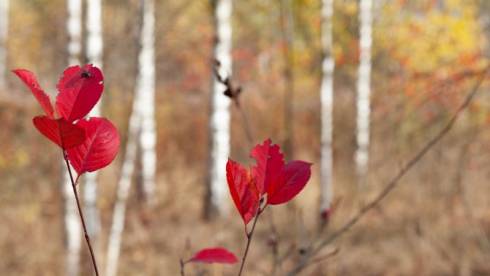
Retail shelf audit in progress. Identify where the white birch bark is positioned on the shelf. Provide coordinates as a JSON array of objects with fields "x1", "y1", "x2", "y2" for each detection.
[
  {"x1": 137, "y1": 0, "x2": 156, "y2": 205},
  {"x1": 105, "y1": 65, "x2": 142, "y2": 276},
  {"x1": 320, "y1": 0, "x2": 334, "y2": 212},
  {"x1": 105, "y1": 1, "x2": 152, "y2": 275},
  {"x1": 83, "y1": 0, "x2": 103, "y2": 241},
  {"x1": 65, "y1": 1, "x2": 82, "y2": 275},
  {"x1": 207, "y1": 0, "x2": 233, "y2": 215},
  {"x1": 0, "y1": 0, "x2": 8, "y2": 89},
  {"x1": 105, "y1": 93, "x2": 141, "y2": 276},
  {"x1": 355, "y1": 0, "x2": 372, "y2": 184}
]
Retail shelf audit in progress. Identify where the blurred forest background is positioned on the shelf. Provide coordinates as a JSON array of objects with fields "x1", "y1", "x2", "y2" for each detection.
[{"x1": 1, "y1": 0, "x2": 490, "y2": 275}]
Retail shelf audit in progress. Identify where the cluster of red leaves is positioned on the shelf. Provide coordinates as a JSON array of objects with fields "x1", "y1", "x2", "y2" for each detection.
[
  {"x1": 13, "y1": 64, "x2": 120, "y2": 177},
  {"x1": 227, "y1": 139, "x2": 312, "y2": 224},
  {"x1": 187, "y1": 139, "x2": 311, "y2": 268}
]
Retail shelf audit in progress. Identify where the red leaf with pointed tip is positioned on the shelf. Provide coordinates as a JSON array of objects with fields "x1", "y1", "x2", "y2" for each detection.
[
  {"x1": 250, "y1": 139, "x2": 284, "y2": 195},
  {"x1": 226, "y1": 159, "x2": 260, "y2": 224},
  {"x1": 67, "y1": 117, "x2": 119, "y2": 175},
  {"x1": 56, "y1": 64, "x2": 103, "y2": 122},
  {"x1": 267, "y1": 161, "x2": 312, "y2": 205},
  {"x1": 13, "y1": 69, "x2": 55, "y2": 118},
  {"x1": 32, "y1": 116, "x2": 86, "y2": 149},
  {"x1": 189, "y1": 247, "x2": 238, "y2": 264}
]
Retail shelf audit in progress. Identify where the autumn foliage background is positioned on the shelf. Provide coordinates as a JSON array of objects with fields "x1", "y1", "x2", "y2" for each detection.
[{"x1": 1, "y1": 0, "x2": 490, "y2": 275}]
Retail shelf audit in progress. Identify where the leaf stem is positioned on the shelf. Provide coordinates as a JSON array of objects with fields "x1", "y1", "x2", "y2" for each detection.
[
  {"x1": 63, "y1": 151, "x2": 100, "y2": 276},
  {"x1": 238, "y1": 205, "x2": 265, "y2": 276}
]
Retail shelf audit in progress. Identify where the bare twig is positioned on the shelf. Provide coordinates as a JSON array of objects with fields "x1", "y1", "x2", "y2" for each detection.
[
  {"x1": 307, "y1": 247, "x2": 339, "y2": 267},
  {"x1": 179, "y1": 258, "x2": 187, "y2": 276},
  {"x1": 213, "y1": 59, "x2": 254, "y2": 145},
  {"x1": 285, "y1": 65, "x2": 489, "y2": 275}
]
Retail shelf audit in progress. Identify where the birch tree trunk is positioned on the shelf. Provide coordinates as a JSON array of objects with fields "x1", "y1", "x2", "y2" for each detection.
[
  {"x1": 320, "y1": 0, "x2": 334, "y2": 213},
  {"x1": 0, "y1": 0, "x2": 8, "y2": 89},
  {"x1": 105, "y1": 0, "x2": 153, "y2": 275},
  {"x1": 64, "y1": 0, "x2": 82, "y2": 275},
  {"x1": 105, "y1": 86, "x2": 141, "y2": 276},
  {"x1": 137, "y1": 0, "x2": 156, "y2": 205},
  {"x1": 204, "y1": 0, "x2": 233, "y2": 218},
  {"x1": 355, "y1": 0, "x2": 372, "y2": 186},
  {"x1": 83, "y1": 0, "x2": 103, "y2": 242}
]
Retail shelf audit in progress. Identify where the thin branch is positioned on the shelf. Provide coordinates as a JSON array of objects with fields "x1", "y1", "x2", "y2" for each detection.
[
  {"x1": 266, "y1": 210, "x2": 281, "y2": 275},
  {"x1": 307, "y1": 247, "x2": 339, "y2": 267},
  {"x1": 179, "y1": 258, "x2": 187, "y2": 276},
  {"x1": 63, "y1": 151, "x2": 100, "y2": 276},
  {"x1": 238, "y1": 205, "x2": 265, "y2": 276},
  {"x1": 237, "y1": 104, "x2": 255, "y2": 145},
  {"x1": 286, "y1": 65, "x2": 490, "y2": 275}
]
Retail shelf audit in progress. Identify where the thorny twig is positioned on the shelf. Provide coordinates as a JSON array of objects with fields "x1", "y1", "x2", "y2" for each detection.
[{"x1": 285, "y1": 65, "x2": 490, "y2": 275}]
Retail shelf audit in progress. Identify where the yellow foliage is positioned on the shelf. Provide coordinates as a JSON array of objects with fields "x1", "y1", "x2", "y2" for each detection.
[{"x1": 378, "y1": 0, "x2": 482, "y2": 73}]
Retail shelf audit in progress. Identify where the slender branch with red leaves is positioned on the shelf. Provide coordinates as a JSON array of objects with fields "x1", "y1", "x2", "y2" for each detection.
[
  {"x1": 181, "y1": 138, "x2": 312, "y2": 276},
  {"x1": 13, "y1": 65, "x2": 121, "y2": 276},
  {"x1": 212, "y1": 59, "x2": 314, "y2": 275},
  {"x1": 227, "y1": 139, "x2": 312, "y2": 274}
]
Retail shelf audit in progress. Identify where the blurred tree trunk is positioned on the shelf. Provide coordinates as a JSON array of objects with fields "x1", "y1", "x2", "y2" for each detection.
[
  {"x1": 105, "y1": 0, "x2": 153, "y2": 275},
  {"x1": 64, "y1": 0, "x2": 82, "y2": 275},
  {"x1": 0, "y1": 0, "x2": 8, "y2": 89},
  {"x1": 478, "y1": 0, "x2": 490, "y2": 57},
  {"x1": 279, "y1": 0, "x2": 295, "y2": 160},
  {"x1": 137, "y1": 0, "x2": 156, "y2": 205},
  {"x1": 355, "y1": 0, "x2": 372, "y2": 187},
  {"x1": 320, "y1": 0, "x2": 334, "y2": 216},
  {"x1": 204, "y1": 0, "x2": 233, "y2": 219},
  {"x1": 83, "y1": 0, "x2": 103, "y2": 245}
]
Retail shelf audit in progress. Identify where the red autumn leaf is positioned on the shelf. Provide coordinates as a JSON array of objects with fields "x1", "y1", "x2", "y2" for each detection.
[
  {"x1": 56, "y1": 64, "x2": 103, "y2": 122},
  {"x1": 13, "y1": 69, "x2": 55, "y2": 118},
  {"x1": 32, "y1": 116, "x2": 85, "y2": 149},
  {"x1": 267, "y1": 161, "x2": 312, "y2": 205},
  {"x1": 226, "y1": 159, "x2": 260, "y2": 224},
  {"x1": 250, "y1": 139, "x2": 284, "y2": 195},
  {"x1": 189, "y1": 247, "x2": 238, "y2": 264},
  {"x1": 67, "y1": 117, "x2": 119, "y2": 175}
]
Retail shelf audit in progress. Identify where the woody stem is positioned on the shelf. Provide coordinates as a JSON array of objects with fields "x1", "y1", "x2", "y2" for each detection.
[{"x1": 63, "y1": 150, "x2": 100, "y2": 276}]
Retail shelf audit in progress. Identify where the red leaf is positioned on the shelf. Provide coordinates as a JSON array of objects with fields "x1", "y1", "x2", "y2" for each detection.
[
  {"x1": 67, "y1": 117, "x2": 119, "y2": 175},
  {"x1": 250, "y1": 139, "x2": 284, "y2": 195},
  {"x1": 189, "y1": 247, "x2": 238, "y2": 264},
  {"x1": 267, "y1": 161, "x2": 312, "y2": 205},
  {"x1": 13, "y1": 69, "x2": 55, "y2": 118},
  {"x1": 226, "y1": 159, "x2": 260, "y2": 224},
  {"x1": 32, "y1": 116, "x2": 85, "y2": 149},
  {"x1": 56, "y1": 64, "x2": 103, "y2": 122}
]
